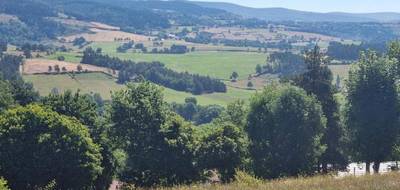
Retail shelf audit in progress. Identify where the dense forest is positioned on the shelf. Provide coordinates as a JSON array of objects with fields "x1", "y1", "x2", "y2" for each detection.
[
  {"x1": 81, "y1": 48, "x2": 227, "y2": 95},
  {"x1": 327, "y1": 41, "x2": 387, "y2": 60},
  {"x1": 0, "y1": 0, "x2": 77, "y2": 44}
]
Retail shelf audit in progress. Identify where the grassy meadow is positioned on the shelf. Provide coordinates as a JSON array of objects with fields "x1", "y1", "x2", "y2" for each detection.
[
  {"x1": 23, "y1": 73, "x2": 255, "y2": 105},
  {"x1": 41, "y1": 42, "x2": 352, "y2": 106},
  {"x1": 90, "y1": 42, "x2": 266, "y2": 79},
  {"x1": 155, "y1": 172, "x2": 400, "y2": 190}
]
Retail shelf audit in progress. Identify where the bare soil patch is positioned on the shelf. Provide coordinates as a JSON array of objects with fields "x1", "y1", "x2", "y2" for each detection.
[{"x1": 23, "y1": 59, "x2": 116, "y2": 76}]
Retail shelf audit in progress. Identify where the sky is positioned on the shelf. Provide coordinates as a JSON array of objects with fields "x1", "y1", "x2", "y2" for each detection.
[{"x1": 194, "y1": 0, "x2": 400, "y2": 13}]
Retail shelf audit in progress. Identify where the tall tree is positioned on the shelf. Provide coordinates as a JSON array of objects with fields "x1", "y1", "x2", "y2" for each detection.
[
  {"x1": 110, "y1": 82, "x2": 197, "y2": 187},
  {"x1": 247, "y1": 85, "x2": 326, "y2": 179},
  {"x1": 41, "y1": 90, "x2": 116, "y2": 190},
  {"x1": 0, "y1": 105, "x2": 102, "y2": 189},
  {"x1": 294, "y1": 46, "x2": 347, "y2": 172},
  {"x1": 347, "y1": 51, "x2": 399, "y2": 173},
  {"x1": 388, "y1": 41, "x2": 400, "y2": 75}
]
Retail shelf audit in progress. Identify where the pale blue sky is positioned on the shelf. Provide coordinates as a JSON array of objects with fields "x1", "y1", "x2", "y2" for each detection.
[{"x1": 195, "y1": 0, "x2": 400, "y2": 13}]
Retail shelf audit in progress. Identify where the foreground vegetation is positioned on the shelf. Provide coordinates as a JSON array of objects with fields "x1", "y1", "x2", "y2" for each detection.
[
  {"x1": 2, "y1": 36, "x2": 400, "y2": 189},
  {"x1": 158, "y1": 172, "x2": 400, "y2": 190},
  {"x1": 23, "y1": 73, "x2": 254, "y2": 105}
]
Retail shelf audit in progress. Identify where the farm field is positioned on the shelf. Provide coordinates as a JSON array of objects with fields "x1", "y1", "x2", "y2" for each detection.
[
  {"x1": 89, "y1": 42, "x2": 268, "y2": 80},
  {"x1": 23, "y1": 59, "x2": 115, "y2": 75},
  {"x1": 23, "y1": 73, "x2": 255, "y2": 105},
  {"x1": 47, "y1": 44, "x2": 267, "y2": 80}
]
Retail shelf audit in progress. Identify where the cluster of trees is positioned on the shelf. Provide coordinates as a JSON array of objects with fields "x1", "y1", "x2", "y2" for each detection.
[
  {"x1": 72, "y1": 37, "x2": 87, "y2": 47},
  {"x1": 81, "y1": 48, "x2": 226, "y2": 94},
  {"x1": 116, "y1": 41, "x2": 134, "y2": 53},
  {"x1": 327, "y1": 41, "x2": 387, "y2": 61},
  {"x1": 0, "y1": 54, "x2": 39, "y2": 106},
  {"x1": 18, "y1": 43, "x2": 54, "y2": 58},
  {"x1": 117, "y1": 42, "x2": 191, "y2": 55},
  {"x1": 151, "y1": 44, "x2": 190, "y2": 54},
  {"x1": 256, "y1": 52, "x2": 306, "y2": 76},
  {"x1": 170, "y1": 97, "x2": 224, "y2": 125},
  {"x1": 2, "y1": 42, "x2": 400, "y2": 189}
]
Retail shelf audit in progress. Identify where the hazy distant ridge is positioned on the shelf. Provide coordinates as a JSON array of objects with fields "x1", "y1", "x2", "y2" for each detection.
[{"x1": 193, "y1": 1, "x2": 400, "y2": 22}]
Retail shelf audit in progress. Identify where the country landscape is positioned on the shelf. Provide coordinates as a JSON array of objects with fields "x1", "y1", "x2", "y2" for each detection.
[{"x1": 0, "y1": 0, "x2": 400, "y2": 189}]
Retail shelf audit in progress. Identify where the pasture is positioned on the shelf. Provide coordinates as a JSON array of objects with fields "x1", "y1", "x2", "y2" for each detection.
[
  {"x1": 89, "y1": 42, "x2": 267, "y2": 80},
  {"x1": 23, "y1": 73, "x2": 255, "y2": 105}
]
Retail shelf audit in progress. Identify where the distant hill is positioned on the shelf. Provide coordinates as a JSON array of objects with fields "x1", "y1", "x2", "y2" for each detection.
[{"x1": 193, "y1": 2, "x2": 400, "y2": 22}]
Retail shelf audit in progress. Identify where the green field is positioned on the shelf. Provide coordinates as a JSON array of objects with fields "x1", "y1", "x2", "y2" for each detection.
[
  {"x1": 47, "y1": 43, "x2": 267, "y2": 80},
  {"x1": 89, "y1": 42, "x2": 267, "y2": 80},
  {"x1": 46, "y1": 51, "x2": 83, "y2": 63},
  {"x1": 23, "y1": 73, "x2": 255, "y2": 105}
]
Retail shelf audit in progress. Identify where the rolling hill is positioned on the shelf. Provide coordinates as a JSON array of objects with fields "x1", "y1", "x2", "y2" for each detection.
[{"x1": 193, "y1": 1, "x2": 400, "y2": 22}]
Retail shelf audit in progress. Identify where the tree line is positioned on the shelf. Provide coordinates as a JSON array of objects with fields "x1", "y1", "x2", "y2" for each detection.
[
  {"x1": 1, "y1": 42, "x2": 400, "y2": 189},
  {"x1": 81, "y1": 47, "x2": 227, "y2": 95},
  {"x1": 327, "y1": 41, "x2": 387, "y2": 61},
  {"x1": 256, "y1": 52, "x2": 306, "y2": 76}
]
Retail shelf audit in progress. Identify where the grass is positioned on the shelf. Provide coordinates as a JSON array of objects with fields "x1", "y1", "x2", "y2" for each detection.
[
  {"x1": 23, "y1": 73, "x2": 255, "y2": 106},
  {"x1": 46, "y1": 51, "x2": 83, "y2": 63},
  {"x1": 23, "y1": 73, "x2": 123, "y2": 100},
  {"x1": 155, "y1": 171, "x2": 400, "y2": 190},
  {"x1": 89, "y1": 42, "x2": 267, "y2": 80},
  {"x1": 46, "y1": 42, "x2": 267, "y2": 80}
]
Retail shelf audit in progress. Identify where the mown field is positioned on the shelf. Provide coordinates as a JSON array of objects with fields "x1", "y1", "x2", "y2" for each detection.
[
  {"x1": 155, "y1": 172, "x2": 400, "y2": 190},
  {"x1": 47, "y1": 42, "x2": 351, "y2": 82},
  {"x1": 89, "y1": 42, "x2": 267, "y2": 80},
  {"x1": 23, "y1": 73, "x2": 255, "y2": 105}
]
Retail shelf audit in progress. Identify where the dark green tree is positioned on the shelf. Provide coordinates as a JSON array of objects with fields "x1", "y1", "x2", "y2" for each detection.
[
  {"x1": 247, "y1": 85, "x2": 326, "y2": 179},
  {"x1": 0, "y1": 105, "x2": 102, "y2": 189},
  {"x1": 223, "y1": 100, "x2": 247, "y2": 128},
  {"x1": 346, "y1": 51, "x2": 399, "y2": 173},
  {"x1": 196, "y1": 123, "x2": 248, "y2": 182},
  {"x1": 0, "y1": 80, "x2": 14, "y2": 112},
  {"x1": 294, "y1": 46, "x2": 347, "y2": 172},
  {"x1": 230, "y1": 71, "x2": 239, "y2": 81},
  {"x1": 110, "y1": 82, "x2": 197, "y2": 187},
  {"x1": 42, "y1": 90, "x2": 116, "y2": 189},
  {"x1": 256, "y1": 64, "x2": 262, "y2": 74}
]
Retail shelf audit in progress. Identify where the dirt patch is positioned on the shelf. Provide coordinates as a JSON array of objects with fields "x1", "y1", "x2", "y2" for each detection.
[
  {"x1": 90, "y1": 22, "x2": 120, "y2": 31},
  {"x1": 62, "y1": 28, "x2": 152, "y2": 42},
  {"x1": 23, "y1": 59, "x2": 116, "y2": 76}
]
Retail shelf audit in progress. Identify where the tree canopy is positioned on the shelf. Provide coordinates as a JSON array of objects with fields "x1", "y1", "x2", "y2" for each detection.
[
  {"x1": 247, "y1": 85, "x2": 326, "y2": 179},
  {"x1": 0, "y1": 104, "x2": 102, "y2": 189}
]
